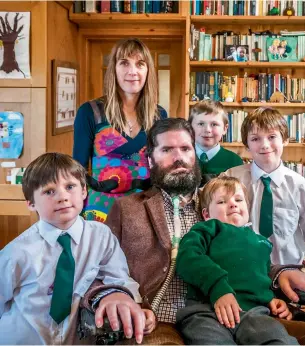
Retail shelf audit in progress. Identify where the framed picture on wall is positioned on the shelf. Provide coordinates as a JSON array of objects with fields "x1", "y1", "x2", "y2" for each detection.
[{"x1": 52, "y1": 60, "x2": 79, "y2": 135}]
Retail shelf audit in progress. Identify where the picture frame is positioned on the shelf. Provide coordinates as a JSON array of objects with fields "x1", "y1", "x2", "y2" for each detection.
[
  {"x1": 266, "y1": 36, "x2": 298, "y2": 62},
  {"x1": 225, "y1": 45, "x2": 249, "y2": 62},
  {"x1": 52, "y1": 60, "x2": 79, "y2": 136}
]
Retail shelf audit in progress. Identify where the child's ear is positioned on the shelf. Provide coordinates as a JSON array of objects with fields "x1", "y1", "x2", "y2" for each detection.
[
  {"x1": 82, "y1": 186, "x2": 87, "y2": 200},
  {"x1": 27, "y1": 200, "x2": 36, "y2": 212},
  {"x1": 223, "y1": 123, "x2": 229, "y2": 134},
  {"x1": 202, "y1": 208, "x2": 210, "y2": 221},
  {"x1": 283, "y1": 138, "x2": 289, "y2": 147}
]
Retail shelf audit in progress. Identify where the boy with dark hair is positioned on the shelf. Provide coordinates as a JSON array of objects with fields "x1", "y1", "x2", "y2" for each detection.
[
  {"x1": 189, "y1": 101, "x2": 243, "y2": 185},
  {"x1": 0, "y1": 152, "x2": 148, "y2": 344},
  {"x1": 176, "y1": 176, "x2": 297, "y2": 345}
]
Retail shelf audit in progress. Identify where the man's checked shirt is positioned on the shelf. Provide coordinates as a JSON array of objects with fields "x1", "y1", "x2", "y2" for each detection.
[{"x1": 156, "y1": 190, "x2": 201, "y2": 323}]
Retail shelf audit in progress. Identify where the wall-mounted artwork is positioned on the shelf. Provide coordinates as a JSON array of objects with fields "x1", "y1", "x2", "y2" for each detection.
[
  {"x1": 0, "y1": 12, "x2": 31, "y2": 79},
  {"x1": 0, "y1": 111, "x2": 24, "y2": 159},
  {"x1": 52, "y1": 60, "x2": 78, "y2": 135}
]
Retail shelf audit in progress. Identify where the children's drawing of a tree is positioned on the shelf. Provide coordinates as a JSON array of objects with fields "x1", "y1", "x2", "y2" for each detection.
[{"x1": 0, "y1": 12, "x2": 25, "y2": 77}]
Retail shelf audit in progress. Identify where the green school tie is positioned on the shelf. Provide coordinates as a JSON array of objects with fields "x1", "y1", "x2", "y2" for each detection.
[
  {"x1": 50, "y1": 234, "x2": 75, "y2": 324},
  {"x1": 259, "y1": 177, "x2": 273, "y2": 239},
  {"x1": 200, "y1": 152, "x2": 208, "y2": 163}
]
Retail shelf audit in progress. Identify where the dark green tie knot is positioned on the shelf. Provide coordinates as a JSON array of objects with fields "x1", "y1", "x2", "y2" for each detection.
[
  {"x1": 200, "y1": 152, "x2": 208, "y2": 163},
  {"x1": 58, "y1": 233, "x2": 72, "y2": 251},
  {"x1": 261, "y1": 176, "x2": 272, "y2": 192}
]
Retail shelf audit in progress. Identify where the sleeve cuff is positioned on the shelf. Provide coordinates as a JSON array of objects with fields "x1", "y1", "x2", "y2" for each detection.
[
  {"x1": 209, "y1": 277, "x2": 235, "y2": 306},
  {"x1": 272, "y1": 267, "x2": 303, "y2": 289},
  {"x1": 91, "y1": 289, "x2": 131, "y2": 311}
]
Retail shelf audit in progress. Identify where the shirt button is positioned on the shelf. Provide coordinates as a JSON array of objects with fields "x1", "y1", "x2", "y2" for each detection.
[{"x1": 163, "y1": 267, "x2": 167, "y2": 273}]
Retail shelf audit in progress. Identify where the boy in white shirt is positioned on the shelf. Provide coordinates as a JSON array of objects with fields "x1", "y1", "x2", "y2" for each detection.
[
  {"x1": 0, "y1": 152, "x2": 151, "y2": 345},
  {"x1": 224, "y1": 107, "x2": 305, "y2": 266}
]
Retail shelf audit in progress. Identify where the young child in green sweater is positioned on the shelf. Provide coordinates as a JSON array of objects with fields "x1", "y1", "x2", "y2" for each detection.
[
  {"x1": 176, "y1": 176, "x2": 297, "y2": 345},
  {"x1": 189, "y1": 101, "x2": 243, "y2": 186}
]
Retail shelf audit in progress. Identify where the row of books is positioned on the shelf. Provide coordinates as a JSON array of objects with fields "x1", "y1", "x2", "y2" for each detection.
[
  {"x1": 190, "y1": 27, "x2": 305, "y2": 62},
  {"x1": 190, "y1": 71, "x2": 305, "y2": 102},
  {"x1": 223, "y1": 110, "x2": 305, "y2": 143},
  {"x1": 73, "y1": 1, "x2": 178, "y2": 14},
  {"x1": 190, "y1": 0, "x2": 305, "y2": 16}
]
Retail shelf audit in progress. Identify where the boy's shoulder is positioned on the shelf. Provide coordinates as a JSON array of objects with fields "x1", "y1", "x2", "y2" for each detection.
[
  {"x1": 281, "y1": 164, "x2": 305, "y2": 185},
  {"x1": 223, "y1": 162, "x2": 251, "y2": 178}
]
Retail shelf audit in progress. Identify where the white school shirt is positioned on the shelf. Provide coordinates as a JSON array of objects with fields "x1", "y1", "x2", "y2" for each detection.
[
  {"x1": 224, "y1": 162, "x2": 305, "y2": 265},
  {"x1": 195, "y1": 142, "x2": 220, "y2": 161},
  {"x1": 0, "y1": 216, "x2": 141, "y2": 345}
]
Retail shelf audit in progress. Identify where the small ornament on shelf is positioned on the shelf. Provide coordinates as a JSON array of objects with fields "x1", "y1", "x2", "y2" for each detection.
[
  {"x1": 252, "y1": 42, "x2": 262, "y2": 62},
  {"x1": 191, "y1": 94, "x2": 199, "y2": 102},
  {"x1": 283, "y1": 1, "x2": 295, "y2": 16},
  {"x1": 268, "y1": 7, "x2": 280, "y2": 15},
  {"x1": 225, "y1": 92, "x2": 234, "y2": 102},
  {"x1": 270, "y1": 91, "x2": 285, "y2": 103}
]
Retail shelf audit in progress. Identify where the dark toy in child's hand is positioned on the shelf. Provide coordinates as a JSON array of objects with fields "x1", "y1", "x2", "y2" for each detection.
[{"x1": 78, "y1": 308, "x2": 126, "y2": 345}]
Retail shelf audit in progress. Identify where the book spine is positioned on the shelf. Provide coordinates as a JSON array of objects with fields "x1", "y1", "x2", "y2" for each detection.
[
  {"x1": 101, "y1": 0, "x2": 111, "y2": 12},
  {"x1": 111, "y1": 0, "x2": 123, "y2": 12},
  {"x1": 124, "y1": 0, "x2": 131, "y2": 13},
  {"x1": 73, "y1": 1, "x2": 84, "y2": 13},
  {"x1": 152, "y1": 0, "x2": 161, "y2": 13},
  {"x1": 145, "y1": 1, "x2": 153, "y2": 13},
  {"x1": 138, "y1": 0, "x2": 145, "y2": 13}
]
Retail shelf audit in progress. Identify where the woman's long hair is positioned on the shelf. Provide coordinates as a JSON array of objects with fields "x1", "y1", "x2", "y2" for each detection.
[{"x1": 104, "y1": 38, "x2": 159, "y2": 132}]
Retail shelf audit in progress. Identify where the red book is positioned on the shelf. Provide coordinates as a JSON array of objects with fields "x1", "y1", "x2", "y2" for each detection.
[{"x1": 101, "y1": 0, "x2": 110, "y2": 13}]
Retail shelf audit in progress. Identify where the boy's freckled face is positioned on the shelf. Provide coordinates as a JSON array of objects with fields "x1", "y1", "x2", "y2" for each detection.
[
  {"x1": 27, "y1": 173, "x2": 87, "y2": 230},
  {"x1": 191, "y1": 112, "x2": 228, "y2": 149},
  {"x1": 203, "y1": 185, "x2": 249, "y2": 227},
  {"x1": 247, "y1": 126, "x2": 288, "y2": 173}
]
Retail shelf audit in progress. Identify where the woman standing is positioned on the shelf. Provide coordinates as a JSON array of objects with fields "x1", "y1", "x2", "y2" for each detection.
[{"x1": 73, "y1": 38, "x2": 167, "y2": 222}]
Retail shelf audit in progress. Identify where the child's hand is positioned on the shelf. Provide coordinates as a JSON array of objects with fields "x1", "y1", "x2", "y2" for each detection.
[
  {"x1": 214, "y1": 293, "x2": 242, "y2": 328},
  {"x1": 142, "y1": 308, "x2": 156, "y2": 334},
  {"x1": 269, "y1": 298, "x2": 292, "y2": 320}
]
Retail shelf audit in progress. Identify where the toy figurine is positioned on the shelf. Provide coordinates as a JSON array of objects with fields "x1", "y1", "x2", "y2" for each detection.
[
  {"x1": 225, "y1": 92, "x2": 234, "y2": 102},
  {"x1": 268, "y1": 7, "x2": 280, "y2": 15},
  {"x1": 191, "y1": 94, "x2": 199, "y2": 102},
  {"x1": 283, "y1": 1, "x2": 295, "y2": 16}
]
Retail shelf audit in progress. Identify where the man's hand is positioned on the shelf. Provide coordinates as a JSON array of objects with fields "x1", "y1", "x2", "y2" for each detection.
[
  {"x1": 278, "y1": 269, "x2": 305, "y2": 302},
  {"x1": 95, "y1": 292, "x2": 145, "y2": 344},
  {"x1": 269, "y1": 298, "x2": 292, "y2": 320},
  {"x1": 214, "y1": 293, "x2": 242, "y2": 328},
  {"x1": 142, "y1": 309, "x2": 156, "y2": 335}
]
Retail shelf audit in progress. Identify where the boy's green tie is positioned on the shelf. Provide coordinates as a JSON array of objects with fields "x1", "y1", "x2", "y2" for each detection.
[
  {"x1": 200, "y1": 152, "x2": 208, "y2": 163},
  {"x1": 50, "y1": 233, "x2": 75, "y2": 324},
  {"x1": 259, "y1": 176, "x2": 273, "y2": 238}
]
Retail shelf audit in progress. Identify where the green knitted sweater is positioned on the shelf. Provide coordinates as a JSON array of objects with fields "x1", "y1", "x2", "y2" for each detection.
[
  {"x1": 176, "y1": 219, "x2": 274, "y2": 311},
  {"x1": 199, "y1": 146, "x2": 243, "y2": 175}
]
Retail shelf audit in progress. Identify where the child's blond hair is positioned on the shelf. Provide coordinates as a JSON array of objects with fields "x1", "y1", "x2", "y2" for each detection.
[
  {"x1": 241, "y1": 107, "x2": 288, "y2": 147},
  {"x1": 189, "y1": 101, "x2": 229, "y2": 126},
  {"x1": 200, "y1": 176, "x2": 249, "y2": 212}
]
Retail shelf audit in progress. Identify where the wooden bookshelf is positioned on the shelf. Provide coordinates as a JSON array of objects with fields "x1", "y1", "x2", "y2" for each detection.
[
  {"x1": 69, "y1": 12, "x2": 186, "y2": 26},
  {"x1": 189, "y1": 102, "x2": 305, "y2": 108},
  {"x1": 190, "y1": 61, "x2": 305, "y2": 68},
  {"x1": 191, "y1": 15, "x2": 305, "y2": 24}
]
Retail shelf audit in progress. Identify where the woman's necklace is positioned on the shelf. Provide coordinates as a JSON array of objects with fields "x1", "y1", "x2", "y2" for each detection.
[{"x1": 127, "y1": 119, "x2": 135, "y2": 136}]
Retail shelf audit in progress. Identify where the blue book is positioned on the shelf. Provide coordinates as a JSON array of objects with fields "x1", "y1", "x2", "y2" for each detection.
[
  {"x1": 111, "y1": 0, "x2": 123, "y2": 12},
  {"x1": 152, "y1": 0, "x2": 161, "y2": 13},
  {"x1": 131, "y1": 0, "x2": 137, "y2": 13},
  {"x1": 214, "y1": 71, "x2": 219, "y2": 100},
  {"x1": 146, "y1": 0, "x2": 153, "y2": 12},
  {"x1": 195, "y1": 0, "x2": 201, "y2": 15}
]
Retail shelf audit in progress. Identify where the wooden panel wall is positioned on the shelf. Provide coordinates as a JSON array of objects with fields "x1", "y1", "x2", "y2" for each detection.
[{"x1": 46, "y1": 1, "x2": 78, "y2": 155}]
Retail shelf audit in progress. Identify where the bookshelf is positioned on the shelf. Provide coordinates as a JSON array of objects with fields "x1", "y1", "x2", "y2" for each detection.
[{"x1": 187, "y1": 8, "x2": 305, "y2": 162}]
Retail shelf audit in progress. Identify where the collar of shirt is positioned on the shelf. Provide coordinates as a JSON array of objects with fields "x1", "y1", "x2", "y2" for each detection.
[
  {"x1": 38, "y1": 216, "x2": 84, "y2": 247},
  {"x1": 251, "y1": 161, "x2": 284, "y2": 187},
  {"x1": 195, "y1": 143, "x2": 220, "y2": 161},
  {"x1": 161, "y1": 188, "x2": 199, "y2": 211}
]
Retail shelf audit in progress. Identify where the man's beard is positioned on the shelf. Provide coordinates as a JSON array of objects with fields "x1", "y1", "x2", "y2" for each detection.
[{"x1": 150, "y1": 159, "x2": 202, "y2": 196}]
